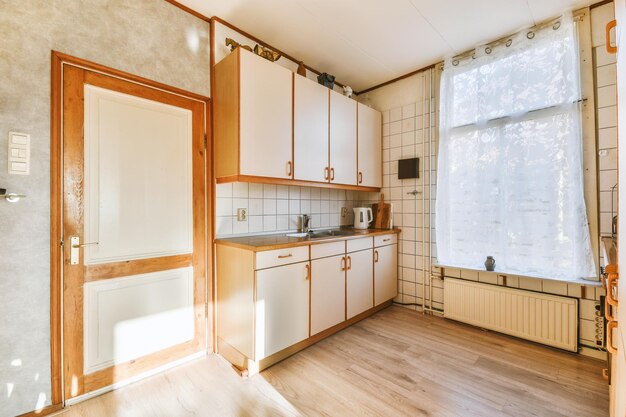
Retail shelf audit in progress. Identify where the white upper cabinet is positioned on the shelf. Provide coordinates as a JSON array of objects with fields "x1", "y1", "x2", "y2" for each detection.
[
  {"x1": 294, "y1": 75, "x2": 329, "y2": 183},
  {"x1": 239, "y1": 50, "x2": 293, "y2": 179},
  {"x1": 329, "y1": 90, "x2": 357, "y2": 186},
  {"x1": 357, "y1": 103, "x2": 382, "y2": 188}
]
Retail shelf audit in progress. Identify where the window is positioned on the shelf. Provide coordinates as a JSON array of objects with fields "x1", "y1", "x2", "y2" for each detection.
[{"x1": 436, "y1": 13, "x2": 596, "y2": 280}]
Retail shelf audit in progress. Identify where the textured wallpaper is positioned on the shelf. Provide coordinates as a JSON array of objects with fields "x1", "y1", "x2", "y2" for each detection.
[{"x1": 0, "y1": 1, "x2": 209, "y2": 415}]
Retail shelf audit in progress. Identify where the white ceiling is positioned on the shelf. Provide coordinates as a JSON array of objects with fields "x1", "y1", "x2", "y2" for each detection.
[{"x1": 178, "y1": 0, "x2": 595, "y2": 91}]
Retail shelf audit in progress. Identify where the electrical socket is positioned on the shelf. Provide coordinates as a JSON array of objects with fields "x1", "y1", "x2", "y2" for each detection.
[
  {"x1": 237, "y1": 208, "x2": 247, "y2": 221},
  {"x1": 341, "y1": 207, "x2": 348, "y2": 218}
]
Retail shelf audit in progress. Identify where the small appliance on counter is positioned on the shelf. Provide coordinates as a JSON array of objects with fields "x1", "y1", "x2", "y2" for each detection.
[{"x1": 353, "y1": 207, "x2": 373, "y2": 229}]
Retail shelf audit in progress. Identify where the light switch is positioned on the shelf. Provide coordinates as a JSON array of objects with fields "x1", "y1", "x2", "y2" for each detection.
[{"x1": 8, "y1": 131, "x2": 30, "y2": 175}]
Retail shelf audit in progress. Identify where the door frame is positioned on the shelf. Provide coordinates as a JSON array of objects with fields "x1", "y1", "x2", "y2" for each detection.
[{"x1": 50, "y1": 51, "x2": 213, "y2": 407}]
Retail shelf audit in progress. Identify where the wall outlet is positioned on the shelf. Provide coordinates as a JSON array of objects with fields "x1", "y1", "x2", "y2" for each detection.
[
  {"x1": 237, "y1": 208, "x2": 247, "y2": 221},
  {"x1": 341, "y1": 207, "x2": 348, "y2": 218}
]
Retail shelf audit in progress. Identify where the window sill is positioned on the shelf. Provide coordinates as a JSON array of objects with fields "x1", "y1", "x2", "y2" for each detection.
[{"x1": 432, "y1": 263, "x2": 602, "y2": 288}]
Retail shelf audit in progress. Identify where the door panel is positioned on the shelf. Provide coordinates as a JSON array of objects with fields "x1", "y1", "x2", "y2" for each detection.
[
  {"x1": 255, "y1": 262, "x2": 310, "y2": 359},
  {"x1": 84, "y1": 267, "x2": 194, "y2": 374},
  {"x1": 374, "y1": 244, "x2": 398, "y2": 305},
  {"x1": 311, "y1": 255, "x2": 346, "y2": 335},
  {"x1": 84, "y1": 85, "x2": 193, "y2": 264},
  {"x1": 62, "y1": 64, "x2": 207, "y2": 399},
  {"x1": 294, "y1": 75, "x2": 329, "y2": 183},
  {"x1": 330, "y1": 90, "x2": 357, "y2": 185},
  {"x1": 357, "y1": 103, "x2": 382, "y2": 188},
  {"x1": 346, "y1": 249, "x2": 374, "y2": 319},
  {"x1": 239, "y1": 50, "x2": 293, "y2": 179}
]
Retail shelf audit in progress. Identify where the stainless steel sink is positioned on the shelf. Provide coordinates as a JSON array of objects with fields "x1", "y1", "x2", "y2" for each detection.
[
  {"x1": 308, "y1": 229, "x2": 354, "y2": 239},
  {"x1": 284, "y1": 229, "x2": 356, "y2": 240}
]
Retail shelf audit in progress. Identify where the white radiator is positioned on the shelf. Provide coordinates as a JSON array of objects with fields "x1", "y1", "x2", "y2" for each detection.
[{"x1": 443, "y1": 278, "x2": 578, "y2": 352}]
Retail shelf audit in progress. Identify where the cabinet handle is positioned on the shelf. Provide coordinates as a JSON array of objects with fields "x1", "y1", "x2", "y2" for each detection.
[
  {"x1": 347, "y1": 256, "x2": 352, "y2": 270},
  {"x1": 324, "y1": 167, "x2": 329, "y2": 180},
  {"x1": 383, "y1": 238, "x2": 391, "y2": 242},
  {"x1": 287, "y1": 161, "x2": 292, "y2": 177},
  {"x1": 278, "y1": 253, "x2": 293, "y2": 259},
  {"x1": 330, "y1": 167, "x2": 335, "y2": 181},
  {"x1": 607, "y1": 274, "x2": 619, "y2": 307},
  {"x1": 607, "y1": 20, "x2": 617, "y2": 54},
  {"x1": 358, "y1": 172, "x2": 363, "y2": 184},
  {"x1": 607, "y1": 320, "x2": 618, "y2": 354},
  {"x1": 374, "y1": 250, "x2": 379, "y2": 263},
  {"x1": 305, "y1": 264, "x2": 310, "y2": 280},
  {"x1": 340, "y1": 256, "x2": 346, "y2": 271}
]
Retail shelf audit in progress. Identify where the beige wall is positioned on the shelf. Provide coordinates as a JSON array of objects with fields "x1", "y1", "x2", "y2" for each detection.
[{"x1": 0, "y1": 1, "x2": 209, "y2": 415}]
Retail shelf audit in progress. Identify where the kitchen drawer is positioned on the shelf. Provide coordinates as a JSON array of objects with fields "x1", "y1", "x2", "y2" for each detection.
[
  {"x1": 347, "y1": 237, "x2": 373, "y2": 253},
  {"x1": 374, "y1": 234, "x2": 397, "y2": 247},
  {"x1": 256, "y1": 246, "x2": 309, "y2": 270},
  {"x1": 311, "y1": 241, "x2": 345, "y2": 260}
]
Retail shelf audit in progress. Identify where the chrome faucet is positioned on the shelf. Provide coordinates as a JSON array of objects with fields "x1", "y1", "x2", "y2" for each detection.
[{"x1": 300, "y1": 214, "x2": 311, "y2": 233}]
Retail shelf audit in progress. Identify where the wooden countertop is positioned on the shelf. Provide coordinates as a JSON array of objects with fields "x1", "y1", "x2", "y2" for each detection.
[{"x1": 215, "y1": 228, "x2": 401, "y2": 252}]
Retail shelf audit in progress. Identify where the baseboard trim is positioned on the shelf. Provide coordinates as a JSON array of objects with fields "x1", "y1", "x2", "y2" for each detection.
[{"x1": 65, "y1": 351, "x2": 206, "y2": 406}]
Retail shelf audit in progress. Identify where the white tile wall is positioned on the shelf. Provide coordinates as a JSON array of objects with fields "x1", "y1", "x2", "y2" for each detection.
[{"x1": 216, "y1": 183, "x2": 357, "y2": 237}]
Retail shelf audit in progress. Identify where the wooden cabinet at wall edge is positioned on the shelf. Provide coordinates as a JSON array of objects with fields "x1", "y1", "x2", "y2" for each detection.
[{"x1": 213, "y1": 47, "x2": 382, "y2": 192}]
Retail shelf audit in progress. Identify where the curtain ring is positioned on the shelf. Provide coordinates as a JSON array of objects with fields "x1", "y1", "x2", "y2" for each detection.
[
  {"x1": 527, "y1": 31, "x2": 535, "y2": 39},
  {"x1": 452, "y1": 59, "x2": 459, "y2": 66},
  {"x1": 485, "y1": 46, "x2": 492, "y2": 54},
  {"x1": 505, "y1": 39, "x2": 513, "y2": 47},
  {"x1": 553, "y1": 21, "x2": 561, "y2": 30}
]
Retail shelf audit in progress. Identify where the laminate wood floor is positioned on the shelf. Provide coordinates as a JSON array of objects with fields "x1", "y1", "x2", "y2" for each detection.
[{"x1": 57, "y1": 306, "x2": 609, "y2": 417}]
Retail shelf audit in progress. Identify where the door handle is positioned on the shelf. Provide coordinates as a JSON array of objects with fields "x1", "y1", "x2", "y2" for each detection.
[
  {"x1": 346, "y1": 256, "x2": 352, "y2": 270},
  {"x1": 69, "y1": 236, "x2": 99, "y2": 265},
  {"x1": 324, "y1": 167, "x2": 329, "y2": 180},
  {"x1": 330, "y1": 167, "x2": 335, "y2": 181},
  {"x1": 607, "y1": 274, "x2": 619, "y2": 307},
  {"x1": 374, "y1": 250, "x2": 379, "y2": 263},
  {"x1": 305, "y1": 264, "x2": 310, "y2": 280},
  {"x1": 607, "y1": 320, "x2": 618, "y2": 355},
  {"x1": 277, "y1": 253, "x2": 293, "y2": 259},
  {"x1": 340, "y1": 256, "x2": 346, "y2": 271},
  {"x1": 287, "y1": 161, "x2": 293, "y2": 177},
  {"x1": 358, "y1": 172, "x2": 363, "y2": 184},
  {"x1": 606, "y1": 20, "x2": 617, "y2": 54}
]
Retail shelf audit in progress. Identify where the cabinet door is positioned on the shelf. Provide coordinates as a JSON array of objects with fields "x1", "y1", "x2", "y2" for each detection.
[
  {"x1": 346, "y1": 249, "x2": 373, "y2": 319},
  {"x1": 239, "y1": 50, "x2": 293, "y2": 179},
  {"x1": 294, "y1": 75, "x2": 329, "y2": 183},
  {"x1": 255, "y1": 262, "x2": 309, "y2": 359},
  {"x1": 357, "y1": 103, "x2": 382, "y2": 188},
  {"x1": 329, "y1": 90, "x2": 357, "y2": 185},
  {"x1": 311, "y1": 255, "x2": 346, "y2": 335},
  {"x1": 374, "y1": 244, "x2": 397, "y2": 305}
]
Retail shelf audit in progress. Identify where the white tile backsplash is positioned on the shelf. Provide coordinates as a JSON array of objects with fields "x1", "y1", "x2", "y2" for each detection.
[{"x1": 216, "y1": 182, "x2": 357, "y2": 237}]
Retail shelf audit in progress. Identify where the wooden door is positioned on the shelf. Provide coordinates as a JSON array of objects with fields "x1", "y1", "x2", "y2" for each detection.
[
  {"x1": 613, "y1": 1, "x2": 626, "y2": 415},
  {"x1": 311, "y1": 255, "x2": 346, "y2": 335},
  {"x1": 239, "y1": 49, "x2": 293, "y2": 179},
  {"x1": 329, "y1": 90, "x2": 357, "y2": 185},
  {"x1": 346, "y1": 249, "x2": 374, "y2": 319},
  {"x1": 294, "y1": 75, "x2": 330, "y2": 183},
  {"x1": 61, "y1": 63, "x2": 208, "y2": 400},
  {"x1": 255, "y1": 262, "x2": 309, "y2": 359},
  {"x1": 374, "y1": 244, "x2": 398, "y2": 305},
  {"x1": 357, "y1": 103, "x2": 383, "y2": 188}
]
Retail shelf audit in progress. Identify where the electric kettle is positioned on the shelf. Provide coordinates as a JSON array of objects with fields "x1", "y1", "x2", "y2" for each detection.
[{"x1": 353, "y1": 207, "x2": 373, "y2": 229}]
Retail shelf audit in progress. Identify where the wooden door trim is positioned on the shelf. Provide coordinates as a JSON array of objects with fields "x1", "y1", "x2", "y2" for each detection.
[
  {"x1": 84, "y1": 254, "x2": 194, "y2": 282},
  {"x1": 51, "y1": 51, "x2": 212, "y2": 405}
]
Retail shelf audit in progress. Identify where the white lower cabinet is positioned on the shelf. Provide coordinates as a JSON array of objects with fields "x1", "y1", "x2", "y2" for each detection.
[
  {"x1": 255, "y1": 261, "x2": 310, "y2": 359},
  {"x1": 311, "y1": 255, "x2": 346, "y2": 335},
  {"x1": 346, "y1": 249, "x2": 374, "y2": 319},
  {"x1": 374, "y1": 243, "x2": 398, "y2": 305}
]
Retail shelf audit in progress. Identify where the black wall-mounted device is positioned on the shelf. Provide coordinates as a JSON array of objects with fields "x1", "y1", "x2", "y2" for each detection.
[{"x1": 398, "y1": 157, "x2": 419, "y2": 179}]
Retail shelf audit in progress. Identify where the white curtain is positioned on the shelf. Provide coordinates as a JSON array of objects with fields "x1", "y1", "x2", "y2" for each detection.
[{"x1": 436, "y1": 13, "x2": 596, "y2": 280}]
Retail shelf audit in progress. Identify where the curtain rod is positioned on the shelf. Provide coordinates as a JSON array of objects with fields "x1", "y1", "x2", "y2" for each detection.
[{"x1": 444, "y1": 11, "x2": 585, "y2": 69}]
